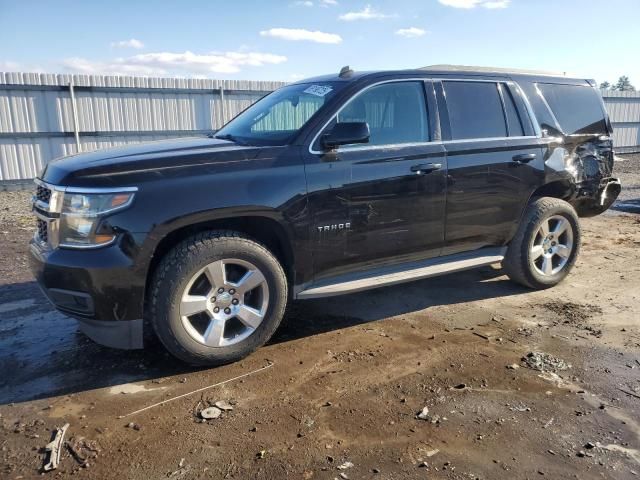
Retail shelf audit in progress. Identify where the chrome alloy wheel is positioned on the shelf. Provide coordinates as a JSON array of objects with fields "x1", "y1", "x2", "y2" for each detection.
[
  {"x1": 530, "y1": 215, "x2": 574, "y2": 277},
  {"x1": 179, "y1": 258, "x2": 269, "y2": 347}
]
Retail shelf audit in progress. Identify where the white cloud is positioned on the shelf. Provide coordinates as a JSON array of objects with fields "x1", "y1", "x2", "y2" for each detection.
[
  {"x1": 292, "y1": 0, "x2": 338, "y2": 7},
  {"x1": 338, "y1": 4, "x2": 395, "y2": 21},
  {"x1": 438, "y1": 0, "x2": 509, "y2": 8},
  {"x1": 110, "y1": 38, "x2": 145, "y2": 49},
  {"x1": 482, "y1": 0, "x2": 510, "y2": 8},
  {"x1": 291, "y1": 0, "x2": 338, "y2": 8},
  {"x1": 260, "y1": 28, "x2": 342, "y2": 44},
  {"x1": 0, "y1": 60, "x2": 47, "y2": 72},
  {"x1": 60, "y1": 50, "x2": 287, "y2": 76},
  {"x1": 0, "y1": 60, "x2": 22, "y2": 71},
  {"x1": 438, "y1": 0, "x2": 479, "y2": 8},
  {"x1": 395, "y1": 27, "x2": 427, "y2": 38}
]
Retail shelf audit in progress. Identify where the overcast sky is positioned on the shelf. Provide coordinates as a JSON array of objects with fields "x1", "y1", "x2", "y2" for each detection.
[{"x1": 1, "y1": 0, "x2": 638, "y2": 86}]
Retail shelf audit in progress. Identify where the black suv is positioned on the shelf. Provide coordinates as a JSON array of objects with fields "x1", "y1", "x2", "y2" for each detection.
[{"x1": 29, "y1": 66, "x2": 621, "y2": 365}]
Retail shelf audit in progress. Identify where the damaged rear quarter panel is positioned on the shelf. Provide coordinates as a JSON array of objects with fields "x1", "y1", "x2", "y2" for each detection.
[{"x1": 518, "y1": 79, "x2": 621, "y2": 216}]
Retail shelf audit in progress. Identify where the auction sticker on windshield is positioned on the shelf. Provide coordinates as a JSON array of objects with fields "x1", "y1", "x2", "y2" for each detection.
[{"x1": 303, "y1": 85, "x2": 333, "y2": 97}]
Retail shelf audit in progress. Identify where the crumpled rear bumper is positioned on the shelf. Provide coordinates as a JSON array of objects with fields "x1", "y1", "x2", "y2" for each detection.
[{"x1": 571, "y1": 177, "x2": 621, "y2": 217}]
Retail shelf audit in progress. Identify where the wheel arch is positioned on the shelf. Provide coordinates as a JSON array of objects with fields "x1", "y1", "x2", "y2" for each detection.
[
  {"x1": 507, "y1": 180, "x2": 576, "y2": 245},
  {"x1": 527, "y1": 179, "x2": 575, "y2": 203},
  {"x1": 144, "y1": 210, "x2": 296, "y2": 302}
]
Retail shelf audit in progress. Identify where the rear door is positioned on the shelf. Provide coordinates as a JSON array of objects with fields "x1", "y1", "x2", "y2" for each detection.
[
  {"x1": 303, "y1": 80, "x2": 447, "y2": 282},
  {"x1": 437, "y1": 79, "x2": 544, "y2": 255}
]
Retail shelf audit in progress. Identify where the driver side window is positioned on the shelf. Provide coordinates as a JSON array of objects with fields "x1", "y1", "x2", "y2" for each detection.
[{"x1": 335, "y1": 81, "x2": 429, "y2": 147}]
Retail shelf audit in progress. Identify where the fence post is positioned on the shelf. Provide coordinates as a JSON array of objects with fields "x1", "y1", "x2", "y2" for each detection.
[
  {"x1": 219, "y1": 86, "x2": 226, "y2": 128},
  {"x1": 68, "y1": 80, "x2": 82, "y2": 153}
]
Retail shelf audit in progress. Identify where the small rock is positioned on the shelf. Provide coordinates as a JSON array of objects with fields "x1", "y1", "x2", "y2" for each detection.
[
  {"x1": 337, "y1": 461, "x2": 354, "y2": 470},
  {"x1": 585, "y1": 442, "x2": 596, "y2": 449},
  {"x1": 214, "y1": 400, "x2": 234, "y2": 411},
  {"x1": 453, "y1": 383, "x2": 467, "y2": 390},
  {"x1": 126, "y1": 422, "x2": 141, "y2": 431},
  {"x1": 577, "y1": 450, "x2": 586, "y2": 458},
  {"x1": 416, "y1": 407, "x2": 430, "y2": 420},
  {"x1": 522, "y1": 352, "x2": 571, "y2": 372},
  {"x1": 200, "y1": 407, "x2": 222, "y2": 419},
  {"x1": 372, "y1": 468, "x2": 380, "y2": 473},
  {"x1": 506, "y1": 364, "x2": 520, "y2": 370},
  {"x1": 418, "y1": 461, "x2": 429, "y2": 468}
]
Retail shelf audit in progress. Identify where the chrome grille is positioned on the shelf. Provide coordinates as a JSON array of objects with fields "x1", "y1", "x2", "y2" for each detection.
[
  {"x1": 36, "y1": 219, "x2": 48, "y2": 243},
  {"x1": 36, "y1": 184, "x2": 52, "y2": 204},
  {"x1": 33, "y1": 180, "x2": 56, "y2": 247}
]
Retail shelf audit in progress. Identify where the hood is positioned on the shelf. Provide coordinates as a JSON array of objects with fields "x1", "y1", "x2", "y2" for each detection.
[{"x1": 40, "y1": 136, "x2": 263, "y2": 187}]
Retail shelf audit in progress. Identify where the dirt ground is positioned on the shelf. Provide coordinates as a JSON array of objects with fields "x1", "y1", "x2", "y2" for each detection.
[{"x1": 1, "y1": 155, "x2": 639, "y2": 479}]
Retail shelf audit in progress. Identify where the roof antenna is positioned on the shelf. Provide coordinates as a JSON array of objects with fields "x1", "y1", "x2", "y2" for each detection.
[{"x1": 339, "y1": 65, "x2": 354, "y2": 78}]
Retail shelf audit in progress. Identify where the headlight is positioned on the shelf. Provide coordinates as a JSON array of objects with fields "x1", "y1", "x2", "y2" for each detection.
[{"x1": 59, "y1": 191, "x2": 135, "y2": 248}]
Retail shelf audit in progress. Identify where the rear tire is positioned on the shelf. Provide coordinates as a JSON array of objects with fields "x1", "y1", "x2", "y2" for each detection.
[
  {"x1": 149, "y1": 230, "x2": 288, "y2": 366},
  {"x1": 503, "y1": 197, "x2": 581, "y2": 289}
]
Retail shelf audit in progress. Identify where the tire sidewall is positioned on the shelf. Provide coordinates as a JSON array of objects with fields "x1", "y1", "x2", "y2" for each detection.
[
  {"x1": 152, "y1": 234, "x2": 287, "y2": 365},
  {"x1": 523, "y1": 204, "x2": 580, "y2": 287}
]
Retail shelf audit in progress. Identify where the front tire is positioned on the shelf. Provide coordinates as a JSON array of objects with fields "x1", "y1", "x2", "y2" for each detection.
[
  {"x1": 503, "y1": 197, "x2": 581, "y2": 289},
  {"x1": 149, "y1": 231, "x2": 288, "y2": 366}
]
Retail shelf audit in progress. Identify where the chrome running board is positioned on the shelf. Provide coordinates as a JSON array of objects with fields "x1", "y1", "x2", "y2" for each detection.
[{"x1": 296, "y1": 247, "x2": 506, "y2": 299}]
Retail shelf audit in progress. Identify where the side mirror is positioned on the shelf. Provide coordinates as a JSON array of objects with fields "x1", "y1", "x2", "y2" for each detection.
[{"x1": 322, "y1": 122, "x2": 370, "y2": 150}]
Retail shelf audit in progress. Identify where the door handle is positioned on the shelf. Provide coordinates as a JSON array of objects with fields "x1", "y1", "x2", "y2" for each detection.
[
  {"x1": 512, "y1": 153, "x2": 536, "y2": 163},
  {"x1": 410, "y1": 163, "x2": 442, "y2": 175}
]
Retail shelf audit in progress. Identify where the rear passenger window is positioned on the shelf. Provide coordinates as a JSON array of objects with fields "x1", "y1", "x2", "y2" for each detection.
[
  {"x1": 444, "y1": 81, "x2": 507, "y2": 140},
  {"x1": 537, "y1": 83, "x2": 608, "y2": 135},
  {"x1": 336, "y1": 81, "x2": 429, "y2": 146},
  {"x1": 501, "y1": 85, "x2": 525, "y2": 137}
]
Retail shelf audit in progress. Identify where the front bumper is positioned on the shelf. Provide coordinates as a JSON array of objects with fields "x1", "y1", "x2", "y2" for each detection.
[{"x1": 28, "y1": 237, "x2": 146, "y2": 349}]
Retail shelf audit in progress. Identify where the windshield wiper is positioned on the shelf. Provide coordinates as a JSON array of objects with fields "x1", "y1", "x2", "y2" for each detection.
[{"x1": 212, "y1": 133, "x2": 248, "y2": 145}]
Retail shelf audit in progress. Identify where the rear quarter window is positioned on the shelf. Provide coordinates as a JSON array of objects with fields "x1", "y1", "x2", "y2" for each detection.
[
  {"x1": 537, "y1": 83, "x2": 608, "y2": 135},
  {"x1": 443, "y1": 81, "x2": 507, "y2": 140}
]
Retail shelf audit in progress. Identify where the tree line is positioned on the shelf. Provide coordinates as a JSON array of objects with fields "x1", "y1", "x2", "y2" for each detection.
[{"x1": 599, "y1": 76, "x2": 635, "y2": 91}]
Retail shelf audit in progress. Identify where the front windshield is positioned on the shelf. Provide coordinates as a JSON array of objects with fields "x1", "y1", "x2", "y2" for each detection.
[{"x1": 214, "y1": 82, "x2": 343, "y2": 146}]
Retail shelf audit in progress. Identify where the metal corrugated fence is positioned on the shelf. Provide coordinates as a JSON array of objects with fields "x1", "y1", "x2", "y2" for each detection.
[
  {"x1": 600, "y1": 89, "x2": 640, "y2": 153},
  {"x1": 0, "y1": 72, "x2": 285, "y2": 181},
  {"x1": 1, "y1": 73, "x2": 639, "y2": 182}
]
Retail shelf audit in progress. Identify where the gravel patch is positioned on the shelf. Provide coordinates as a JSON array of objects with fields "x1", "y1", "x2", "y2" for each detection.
[
  {"x1": 0, "y1": 190, "x2": 33, "y2": 230},
  {"x1": 0, "y1": 190, "x2": 35, "y2": 285},
  {"x1": 615, "y1": 153, "x2": 640, "y2": 203}
]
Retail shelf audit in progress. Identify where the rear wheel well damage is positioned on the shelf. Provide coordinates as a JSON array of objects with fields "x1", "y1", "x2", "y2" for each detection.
[
  {"x1": 529, "y1": 180, "x2": 574, "y2": 202},
  {"x1": 143, "y1": 216, "x2": 294, "y2": 321}
]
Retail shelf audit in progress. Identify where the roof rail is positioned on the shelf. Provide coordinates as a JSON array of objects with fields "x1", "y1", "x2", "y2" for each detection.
[{"x1": 419, "y1": 64, "x2": 568, "y2": 77}]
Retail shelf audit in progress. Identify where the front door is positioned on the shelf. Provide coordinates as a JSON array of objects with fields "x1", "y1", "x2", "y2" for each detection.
[{"x1": 303, "y1": 80, "x2": 447, "y2": 282}]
